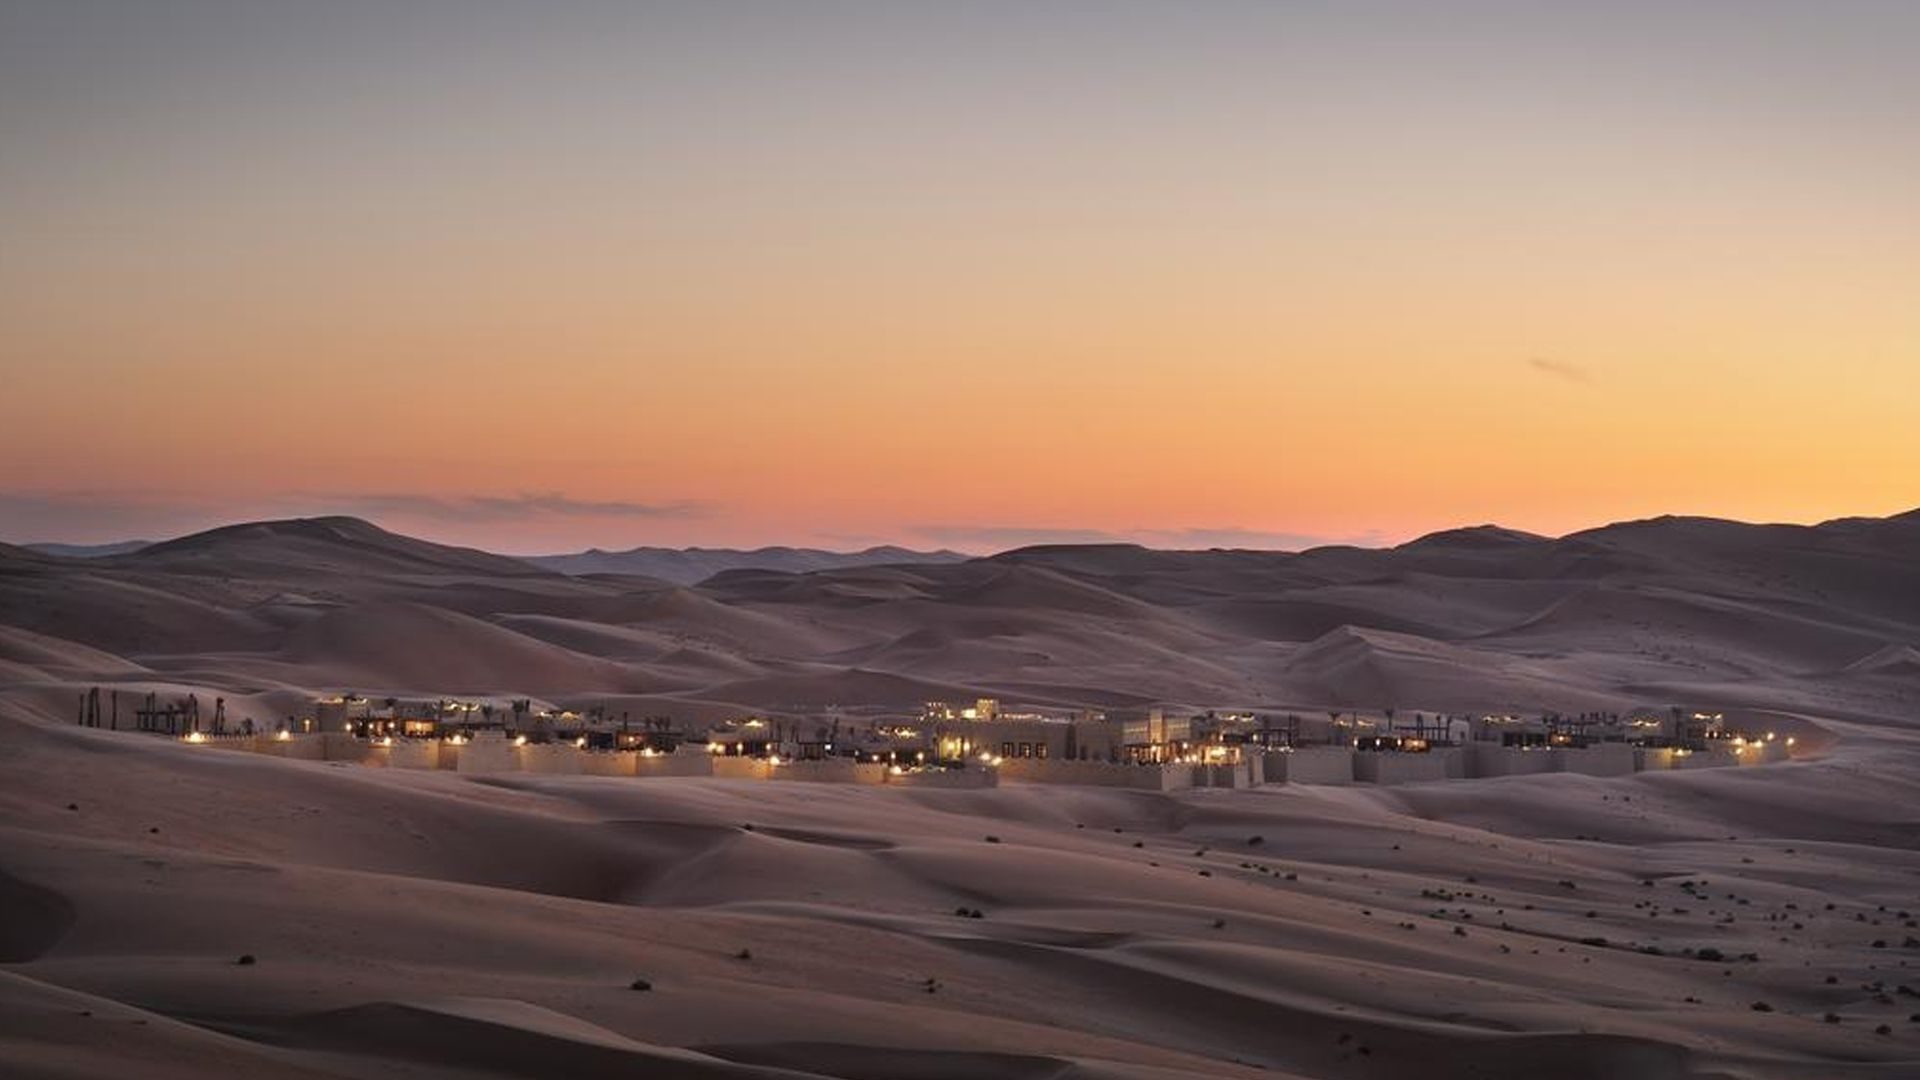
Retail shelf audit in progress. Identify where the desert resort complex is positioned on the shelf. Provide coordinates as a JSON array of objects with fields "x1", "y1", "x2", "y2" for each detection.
[{"x1": 77, "y1": 690, "x2": 1799, "y2": 791}]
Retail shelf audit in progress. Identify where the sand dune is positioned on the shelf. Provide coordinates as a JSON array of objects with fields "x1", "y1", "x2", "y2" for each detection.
[
  {"x1": 0, "y1": 625, "x2": 148, "y2": 680},
  {"x1": 1281, "y1": 626, "x2": 1590, "y2": 710},
  {"x1": 282, "y1": 601, "x2": 643, "y2": 694},
  {"x1": 529, "y1": 543, "x2": 967, "y2": 584},
  {"x1": 6, "y1": 711, "x2": 1919, "y2": 1078},
  {"x1": 8, "y1": 510, "x2": 1918, "y2": 717},
  {"x1": 128, "y1": 516, "x2": 547, "y2": 580},
  {"x1": 4, "y1": 510, "x2": 1920, "y2": 1077}
]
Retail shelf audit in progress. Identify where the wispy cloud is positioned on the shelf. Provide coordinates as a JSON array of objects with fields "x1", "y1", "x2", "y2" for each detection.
[
  {"x1": 0, "y1": 492, "x2": 189, "y2": 544},
  {"x1": 916, "y1": 526, "x2": 1125, "y2": 549},
  {"x1": 1147, "y1": 526, "x2": 1390, "y2": 550},
  {"x1": 913, "y1": 524, "x2": 1389, "y2": 554},
  {"x1": 0, "y1": 489, "x2": 706, "y2": 545},
  {"x1": 1526, "y1": 356, "x2": 1592, "y2": 384},
  {"x1": 336, "y1": 493, "x2": 708, "y2": 523}
]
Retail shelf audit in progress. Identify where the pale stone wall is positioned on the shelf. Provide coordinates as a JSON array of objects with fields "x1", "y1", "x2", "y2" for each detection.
[
  {"x1": 456, "y1": 737, "x2": 519, "y2": 774},
  {"x1": 321, "y1": 732, "x2": 369, "y2": 762},
  {"x1": 1465, "y1": 743, "x2": 1560, "y2": 779},
  {"x1": 386, "y1": 739, "x2": 440, "y2": 771},
  {"x1": 968, "y1": 720, "x2": 1073, "y2": 761},
  {"x1": 1193, "y1": 762, "x2": 1253, "y2": 789},
  {"x1": 1555, "y1": 743, "x2": 1637, "y2": 776},
  {"x1": 634, "y1": 753, "x2": 715, "y2": 779},
  {"x1": 1635, "y1": 748, "x2": 1676, "y2": 771},
  {"x1": 996, "y1": 758, "x2": 1194, "y2": 790},
  {"x1": 775, "y1": 759, "x2": 886, "y2": 784},
  {"x1": 1070, "y1": 718, "x2": 1125, "y2": 763},
  {"x1": 712, "y1": 756, "x2": 773, "y2": 781},
  {"x1": 581, "y1": 751, "x2": 637, "y2": 777},
  {"x1": 1727, "y1": 742, "x2": 1789, "y2": 766},
  {"x1": 1676, "y1": 746, "x2": 1739, "y2": 770},
  {"x1": 1266, "y1": 747, "x2": 1355, "y2": 785},
  {"x1": 1354, "y1": 751, "x2": 1453, "y2": 785},
  {"x1": 519, "y1": 743, "x2": 585, "y2": 774},
  {"x1": 883, "y1": 766, "x2": 998, "y2": 789},
  {"x1": 248, "y1": 733, "x2": 328, "y2": 760}
]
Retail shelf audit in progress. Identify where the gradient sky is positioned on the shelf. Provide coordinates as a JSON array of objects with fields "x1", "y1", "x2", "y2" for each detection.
[{"x1": 3, "y1": 1, "x2": 1916, "y2": 553}]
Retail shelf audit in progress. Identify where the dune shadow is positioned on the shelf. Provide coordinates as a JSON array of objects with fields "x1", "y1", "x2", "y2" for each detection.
[
  {"x1": 699, "y1": 1041, "x2": 1076, "y2": 1080},
  {"x1": 226, "y1": 999, "x2": 816, "y2": 1079},
  {"x1": 0, "y1": 870, "x2": 77, "y2": 962},
  {"x1": 753, "y1": 826, "x2": 894, "y2": 852}
]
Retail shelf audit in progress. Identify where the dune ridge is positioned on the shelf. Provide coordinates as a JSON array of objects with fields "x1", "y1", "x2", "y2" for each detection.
[{"x1": 3, "y1": 509, "x2": 1919, "y2": 1077}]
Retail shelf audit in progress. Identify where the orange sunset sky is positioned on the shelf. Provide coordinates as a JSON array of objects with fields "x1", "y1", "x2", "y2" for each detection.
[{"x1": 2, "y1": 2, "x2": 1916, "y2": 553}]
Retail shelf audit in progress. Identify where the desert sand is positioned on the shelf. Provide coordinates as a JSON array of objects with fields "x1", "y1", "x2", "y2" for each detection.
[{"x1": 3, "y1": 512, "x2": 1919, "y2": 1078}]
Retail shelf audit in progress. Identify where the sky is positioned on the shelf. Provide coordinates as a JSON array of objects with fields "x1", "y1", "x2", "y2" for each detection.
[{"x1": 2, "y1": 1, "x2": 1916, "y2": 554}]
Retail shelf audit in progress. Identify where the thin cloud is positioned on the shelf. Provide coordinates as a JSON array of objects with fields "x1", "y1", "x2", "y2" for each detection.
[
  {"x1": 340, "y1": 493, "x2": 708, "y2": 522},
  {"x1": 915, "y1": 526, "x2": 1128, "y2": 550},
  {"x1": 914, "y1": 524, "x2": 1387, "y2": 554},
  {"x1": 0, "y1": 491, "x2": 228, "y2": 545},
  {"x1": 1527, "y1": 356, "x2": 1592, "y2": 384},
  {"x1": 0, "y1": 490, "x2": 706, "y2": 545},
  {"x1": 1147, "y1": 526, "x2": 1390, "y2": 551}
]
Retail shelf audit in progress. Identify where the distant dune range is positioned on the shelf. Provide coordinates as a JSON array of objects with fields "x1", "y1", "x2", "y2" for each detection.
[
  {"x1": 4, "y1": 511, "x2": 1920, "y2": 1078},
  {"x1": 524, "y1": 543, "x2": 970, "y2": 583},
  {"x1": 2, "y1": 510, "x2": 1917, "y2": 719}
]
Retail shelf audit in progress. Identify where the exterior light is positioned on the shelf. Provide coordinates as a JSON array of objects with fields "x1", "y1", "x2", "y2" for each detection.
[{"x1": 184, "y1": 731, "x2": 208, "y2": 744}]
